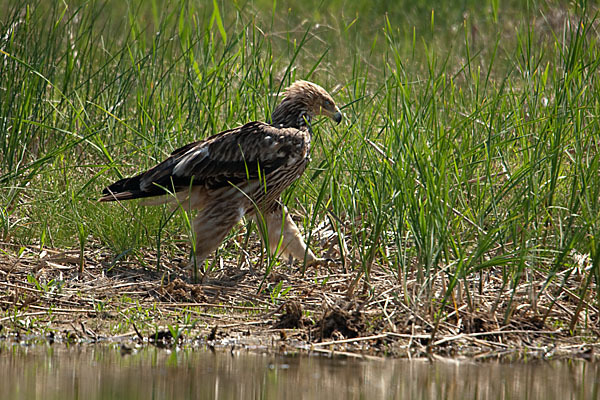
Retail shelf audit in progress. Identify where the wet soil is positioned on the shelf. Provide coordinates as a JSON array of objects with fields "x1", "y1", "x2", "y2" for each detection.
[{"x1": 0, "y1": 243, "x2": 598, "y2": 361}]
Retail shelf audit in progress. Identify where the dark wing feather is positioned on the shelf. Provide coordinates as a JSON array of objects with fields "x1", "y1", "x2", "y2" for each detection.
[{"x1": 99, "y1": 121, "x2": 308, "y2": 201}]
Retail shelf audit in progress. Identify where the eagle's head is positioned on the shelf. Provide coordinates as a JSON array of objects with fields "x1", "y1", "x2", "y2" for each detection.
[{"x1": 271, "y1": 80, "x2": 343, "y2": 129}]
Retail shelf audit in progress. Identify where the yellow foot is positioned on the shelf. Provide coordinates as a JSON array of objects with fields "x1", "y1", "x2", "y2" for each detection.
[{"x1": 305, "y1": 257, "x2": 337, "y2": 268}]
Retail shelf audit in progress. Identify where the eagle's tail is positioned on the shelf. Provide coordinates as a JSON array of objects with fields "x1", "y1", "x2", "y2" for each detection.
[
  {"x1": 99, "y1": 152, "x2": 187, "y2": 203},
  {"x1": 98, "y1": 174, "x2": 147, "y2": 202},
  {"x1": 100, "y1": 171, "x2": 177, "y2": 201}
]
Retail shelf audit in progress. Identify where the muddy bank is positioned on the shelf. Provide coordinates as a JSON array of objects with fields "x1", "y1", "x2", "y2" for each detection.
[{"x1": 0, "y1": 245, "x2": 598, "y2": 361}]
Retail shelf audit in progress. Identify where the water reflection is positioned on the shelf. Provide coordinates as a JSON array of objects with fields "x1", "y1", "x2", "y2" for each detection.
[{"x1": 0, "y1": 343, "x2": 598, "y2": 399}]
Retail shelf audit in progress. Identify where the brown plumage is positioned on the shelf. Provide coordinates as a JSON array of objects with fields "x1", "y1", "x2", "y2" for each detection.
[{"x1": 99, "y1": 81, "x2": 342, "y2": 268}]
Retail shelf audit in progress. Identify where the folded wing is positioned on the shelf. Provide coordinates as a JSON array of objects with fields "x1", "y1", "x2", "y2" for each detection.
[{"x1": 99, "y1": 121, "x2": 308, "y2": 202}]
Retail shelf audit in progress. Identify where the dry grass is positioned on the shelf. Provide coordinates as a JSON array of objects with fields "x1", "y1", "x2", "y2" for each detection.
[{"x1": 1, "y1": 240, "x2": 597, "y2": 361}]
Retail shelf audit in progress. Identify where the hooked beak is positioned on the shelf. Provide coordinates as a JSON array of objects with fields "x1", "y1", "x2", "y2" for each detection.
[{"x1": 332, "y1": 107, "x2": 343, "y2": 124}]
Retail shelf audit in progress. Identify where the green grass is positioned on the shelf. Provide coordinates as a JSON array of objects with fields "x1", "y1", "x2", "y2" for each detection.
[{"x1": 1, "y1": 0, "x2": 599, "y2": 331}]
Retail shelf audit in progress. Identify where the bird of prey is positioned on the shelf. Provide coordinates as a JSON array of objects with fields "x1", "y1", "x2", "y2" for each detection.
[{"x1": 99, "y1": 80, "x2": 342, "y2": 269}]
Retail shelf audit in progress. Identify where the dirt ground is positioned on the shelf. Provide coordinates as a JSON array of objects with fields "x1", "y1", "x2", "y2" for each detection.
[{"x1": 0, "y1": 243, "x2": 598, "y2": 361}]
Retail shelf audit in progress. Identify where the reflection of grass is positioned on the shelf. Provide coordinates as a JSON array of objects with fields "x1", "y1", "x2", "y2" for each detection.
[{"x1": 0, "y1": 0, "x2": 599, "y2": 340}]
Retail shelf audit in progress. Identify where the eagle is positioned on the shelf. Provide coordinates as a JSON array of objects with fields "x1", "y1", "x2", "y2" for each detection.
[{"x1": 99, "y1": 80, "x2": 342, "y2": 269}]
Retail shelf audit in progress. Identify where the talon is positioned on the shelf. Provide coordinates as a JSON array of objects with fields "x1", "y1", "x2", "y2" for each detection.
[{"x1": 305, "y1": 257, "x2": 337, "y2": 268}]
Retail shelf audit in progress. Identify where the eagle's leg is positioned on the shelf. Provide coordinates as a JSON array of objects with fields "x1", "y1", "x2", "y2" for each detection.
[
  {"x1": 256, "y1": 203, "x2": 320, "y2": 267},
  {"x1": 190, "y1": 203, "x2": 244, "y2": 270}
]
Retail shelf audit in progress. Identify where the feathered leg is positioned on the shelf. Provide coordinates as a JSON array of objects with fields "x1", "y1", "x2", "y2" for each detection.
[
  {"x1": 255, "y1": 203, "x2": 319, "y2": 266},
  {"x1": 190, "y1": 203, "x2": 245, "y2": 268}
]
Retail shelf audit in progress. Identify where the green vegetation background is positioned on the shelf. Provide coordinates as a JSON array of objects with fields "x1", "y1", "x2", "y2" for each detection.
[{"x1": 1, "y1": 0, "x2": 599, "y2": 325}]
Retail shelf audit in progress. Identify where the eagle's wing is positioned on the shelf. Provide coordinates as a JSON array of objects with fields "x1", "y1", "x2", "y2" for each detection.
[{"x1": 99, "y1": 121, "x2": 309, "y2": 201}]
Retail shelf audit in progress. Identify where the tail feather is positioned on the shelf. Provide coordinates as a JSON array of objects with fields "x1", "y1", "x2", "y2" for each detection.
[
  {"x1": 98, "y1": 173, "x2": 168, "y2": 202},
  {"x1": 99, "y1": 140, "x2": 207, "y2": 202}
]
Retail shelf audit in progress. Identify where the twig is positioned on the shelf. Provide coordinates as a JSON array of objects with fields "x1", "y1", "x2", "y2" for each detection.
[
  {"x1": 310, "y1": 347, "x2": 386, "y2": 361},
  {"x1": 311, "y1": 333, "x2": 390, "y2": 347},
  {"x1": 432, "y1": 329, "x2": 562, "y2": 346}
]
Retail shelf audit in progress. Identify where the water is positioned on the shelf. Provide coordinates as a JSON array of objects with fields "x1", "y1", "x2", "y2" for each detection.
[{"x1": 1, "y1": 343, "x2": 598, "y2": 399}]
